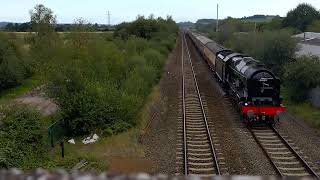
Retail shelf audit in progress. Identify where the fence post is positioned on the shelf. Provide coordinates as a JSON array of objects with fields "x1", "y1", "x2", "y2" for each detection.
[
  {"x1": 49, "y1": 129, "x2": 54, "y2": 148},
  {"x1": 60, "y1": 140, "x2": 64, "y2": 158}
]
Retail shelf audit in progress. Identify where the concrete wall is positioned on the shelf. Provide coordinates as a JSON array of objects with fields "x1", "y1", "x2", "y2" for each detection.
[
  {"x1": 0, "y1": 169, "x2": 316, "y2": 179},
  {"x1": 296, "y1": 43, "x2": 320, "y2": 57},
  {"x1": 294, "y1": 32, "x2": 320, "y2": 39}
]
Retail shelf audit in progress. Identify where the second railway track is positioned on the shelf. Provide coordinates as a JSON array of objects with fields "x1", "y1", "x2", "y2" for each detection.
[
  {"x1": 249, "y1": 125, "x2": 320, "y2": 178},
  {"x1": 175, "y1": 32, "x2": 225, "y2": 176}
]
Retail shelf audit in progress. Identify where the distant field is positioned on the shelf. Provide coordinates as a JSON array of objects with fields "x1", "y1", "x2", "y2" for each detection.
[
  {"x1": 241, "y1": 17, "x2": 274, "y2": 23},
  {"x1": 1, "y1": 31, "x2": 113, "y2": 34}
]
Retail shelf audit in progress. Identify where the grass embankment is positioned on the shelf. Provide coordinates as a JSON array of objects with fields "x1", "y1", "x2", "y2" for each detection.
[
  {"x1": 48, "y1": 85, "x2": 161, "y2": 172},
  {"x1": 283, "y1": 91, "x2": 320, "y2": 127}
]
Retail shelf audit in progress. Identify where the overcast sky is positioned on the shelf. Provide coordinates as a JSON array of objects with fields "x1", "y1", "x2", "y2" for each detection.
[{"x1": 1, "y1": 0, "x2": 320, "y2": 24}]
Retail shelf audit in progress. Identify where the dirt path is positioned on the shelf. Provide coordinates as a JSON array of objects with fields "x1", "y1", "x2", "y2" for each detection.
[
  {"x1": 15, "y1": 86, "x2": 58, "y2": 116},
  {"x1": 141, "y1": 35, "x2": 182, "y2": 174}
]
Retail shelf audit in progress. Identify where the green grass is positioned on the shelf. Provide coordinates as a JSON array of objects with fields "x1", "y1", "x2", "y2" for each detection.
[
  {"x1": 0, "y1": 77, "x2": 41, "y2": 103},
  {"x1": 282, "y1": 88, "x2": 320, "y2": 127}
]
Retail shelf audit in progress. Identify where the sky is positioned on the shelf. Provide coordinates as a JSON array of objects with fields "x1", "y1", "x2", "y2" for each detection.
[{"x1": 1, "y1": 0, "x2": 320, "y2": 24}]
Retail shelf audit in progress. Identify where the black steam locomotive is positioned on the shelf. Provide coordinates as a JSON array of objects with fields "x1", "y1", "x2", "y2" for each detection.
[{"x1": 186, "y1": 31, "x2": 285, "y2": 125}]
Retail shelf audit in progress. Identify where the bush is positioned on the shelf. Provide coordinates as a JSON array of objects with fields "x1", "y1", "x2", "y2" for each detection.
[
  {"x1": 225, "y1": 30, "x2": 298, "y2": 76},
  {"x1": 28, "y1": 14, "x2": 178, "y2": 136},
  {"x1": 0, "y1": 33, "x2": 31, "y2": 91},
  {"x1": 0, "y1": 106, "x2": 47, "y2": 169},
  {"x1": 307, "y1": 20, "x2": 320, "y2": 32},
  {"x1": 284, "y1": 56, "x2": 320, "y2": 102},
  {"x1": 45, "y1": 32, "x2": 174, "y2": 136}
]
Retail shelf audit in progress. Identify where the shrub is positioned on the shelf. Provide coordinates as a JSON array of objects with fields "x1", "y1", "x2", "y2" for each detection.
[
  {"x1": 0, "y1": 33, "x2": 31, "y2": 91},
  {"x1": 307, "y1": 20, "x2": 320, "y2": 32},
  {"x1": 226, "y1": 30, "x2": 298, "y2": 76},
  {"x1": 0, "y1": 106, "x2": 47, "y2": 169},
  {"x1": 284, "y1": 56, "x2": 320, "y2": 102},
  {"x1": 32, "y1": 15, "x2": 178, "y2": 136}
]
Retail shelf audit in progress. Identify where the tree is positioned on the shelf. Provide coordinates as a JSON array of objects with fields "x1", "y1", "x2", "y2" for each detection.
[
  {"x1": 284, "y1": 56, "x2": 320, "y2": 102},
  {"x1": 283, "y1": 3, "x2": 320, "y2": 31},
  {"x1": 29, "y1": 4, "x2": 61, "y2": 72},
  {"x1": 29, "y1": 4, "x2": 56, "y2": 35},
  {"x1": 65, "y1": 18, "x2": 94, "y2": 49}
]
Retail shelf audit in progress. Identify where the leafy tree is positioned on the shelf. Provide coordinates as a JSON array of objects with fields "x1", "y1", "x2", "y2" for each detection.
[
  {"x1": 283, "y1": 3, "x2": 320, "y2": 31},
  {"x1": 252, "y1": 30, "x2": 297, "y2": 75},
  {"x1": 30, "y1": 4, "x2": 56, "y2": 35},
  {"x1": 29, "y1": 4, "x2": 61, "y2": 74},
  {"x1": 284, "y1": 56, "x2": 320, "y2": 102},
  {"x1": 114, "y1": 15, "x2": 178, "y2": 41}
]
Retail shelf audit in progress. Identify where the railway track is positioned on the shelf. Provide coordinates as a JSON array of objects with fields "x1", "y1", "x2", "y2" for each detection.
[
  {"x1": 249, "y1": 125, "x2": 320, "y2": 178},
  {"x1": 175, "y1": 32, "x2": 222, "y2": 176}
]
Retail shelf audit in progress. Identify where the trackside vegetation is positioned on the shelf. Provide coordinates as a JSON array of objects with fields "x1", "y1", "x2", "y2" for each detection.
[
  {"x1": 0, "y1": 106, "x2": 47, "y2": 169},
  {"x1": 0, "y1": 4, "x2": 178, "y2": 169}
]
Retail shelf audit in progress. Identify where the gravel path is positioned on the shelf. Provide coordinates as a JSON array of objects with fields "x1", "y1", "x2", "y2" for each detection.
[{"x1": 142, "y1": 35, "x2": 182, "y2": 174}]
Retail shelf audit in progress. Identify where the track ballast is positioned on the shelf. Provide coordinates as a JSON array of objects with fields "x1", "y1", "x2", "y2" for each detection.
[{"x1": 175, "y1": 32, "x2": 222, "y2": 176}]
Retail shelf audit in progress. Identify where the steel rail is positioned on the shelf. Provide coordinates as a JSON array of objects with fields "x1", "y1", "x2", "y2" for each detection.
[
  {"x1": 182, "y1": 32, "x2": 221, "y2": 175},
  {"x1": 248, "y1": 127, "x2": 283, "y2": 177},
  {"x1": 271, "y1": 126, "x2": 320, "y2": 178},
  {"x1": 181, "y1": 32, "x2": 188, "y2": 176},
  {"x1": 249, "y1": 125, "x2": 319, "y2": 178}
]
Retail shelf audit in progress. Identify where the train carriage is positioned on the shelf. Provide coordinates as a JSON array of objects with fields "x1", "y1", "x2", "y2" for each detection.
[{"x1": 205, "y1": 42, "x2": 225, "y2": 71}]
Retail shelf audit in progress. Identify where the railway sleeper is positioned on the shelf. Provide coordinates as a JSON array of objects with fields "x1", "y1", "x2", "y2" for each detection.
[
  {"x1": 188, "y1": 157, "x2": 213, "y2": 162},
  {"x1": 187, "y1": 140, "x2": 209, "y2": 144},
  {"x1": 282, "y1": 172, "x2": 310, "y2": 177},
  {"x1": 188, "y1": 144, "x2": 210, "y2": 148},
  {"x1": 188, "y1": 167, "x2": 216, "y2": 172},
  {"x1": 267, "y1": 151, "x2": 292, "y2": 155},
  {"x1": 189, "y1": 174, "x2": 217, "y2": 177},
  {"x1": 188, "y1": 152, "x2": 213, "y2": 156},
  {"x1": 188, "y1": 148, "x2": 211, "y2": 152}
]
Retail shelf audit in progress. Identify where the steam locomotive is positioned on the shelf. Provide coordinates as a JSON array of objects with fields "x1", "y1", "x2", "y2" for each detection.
[{"x1": 186, "y1": 31, "x2": 285, "y2": 125}]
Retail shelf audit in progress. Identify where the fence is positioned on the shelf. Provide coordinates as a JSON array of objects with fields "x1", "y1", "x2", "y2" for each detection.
[{"x1": 48, "y1": 120, "x2": 66, "y2": 147}]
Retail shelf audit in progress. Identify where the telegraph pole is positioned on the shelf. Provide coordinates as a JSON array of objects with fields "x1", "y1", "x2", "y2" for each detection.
[
  {"x1": 216, "y1": 4, "x2": 219, "y2": 32},
  {"x1": 107, "y1": 11, "x2": 110, "y2": 27}
]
